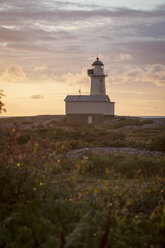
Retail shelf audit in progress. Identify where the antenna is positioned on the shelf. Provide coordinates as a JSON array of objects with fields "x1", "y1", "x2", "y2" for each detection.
[{"x1": 97, "y1": 48, "x2": 98, "y2": 58}]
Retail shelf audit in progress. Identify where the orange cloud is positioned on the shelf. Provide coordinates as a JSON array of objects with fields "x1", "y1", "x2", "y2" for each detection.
[
  {"x1": 62, "y1": 68, "x2": 88, "y2": 86},
  {"x1": 60, "y1": 64, "x2": 165, "y2": 89},
  {"x1": 0, "y1": 65, "x2": 26, "y2": 82},
  {"x1": 30, "y1": 94, "x2": 44, "y2": 99},
  {"x1": 33, "y1": 66, "x2": 47, "y2": 72},
  {"x1": 111, "y1": 64, "x2": 165, "y2": 87}
]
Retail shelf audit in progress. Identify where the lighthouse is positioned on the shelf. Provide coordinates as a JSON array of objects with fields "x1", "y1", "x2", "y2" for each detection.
[
  {"x1": 88, "y1": 57, "x2": 107, "y2": 95},
  {"x1": 65, "y1": 57, "x2": 115, "y2": 124}
]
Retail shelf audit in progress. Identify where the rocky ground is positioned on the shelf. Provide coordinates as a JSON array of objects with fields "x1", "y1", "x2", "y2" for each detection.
[
  {"x1": 66, "y1": 146, "x2": 165, "y2": 159},
  {"x1": 0, "y1": 115, "x2": 164, "y2": 156},
  {"x1": 0, "y1": 115, "x2": 165, "y2": 129}
]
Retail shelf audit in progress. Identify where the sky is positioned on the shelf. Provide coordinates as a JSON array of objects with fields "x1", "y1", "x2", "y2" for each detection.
[{"x1": 0, "y1": 0, "x2": 165, "y2": 116}]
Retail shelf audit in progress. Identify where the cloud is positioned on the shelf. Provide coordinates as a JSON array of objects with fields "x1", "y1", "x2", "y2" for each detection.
[
  {"x1": 0, "y1": 1, "x2": 165, "y2": 91},
  {"x1": 62, "y1": 68, "x2": 88, "y2": 86},
  {"x1": 30, "y1": 94, "x2": 44, "y2": 99},
  {"x1": 0, "y1": 25, "x2": 74, "y2": 43},
  {"x1": 118, "y1": 53, "x2": 132, "y2": 61},
  {"x1": 57, "y1": 63, "x2": 165, "y2": 88},
  {"x1": 1, "y1": 4, "x2": 165, "y2": 25},
  {"x1": 28, "y1": 63, "x2": 165, "y2": 88},
  {"x1": 0, "y1": 0, "x2": 98, "y2": 12},
  {"x1": 110, "y1": 64, "x2": 165, "y2": 87},
  {"x1": 123, "y1": 40, "x2": 165, "y2": 64},
  {"x1": 0, "y1": 65, "x2": 26, "y2": 82},
  {"x1": 101, "y1": 40, "x2": 165, "y2": 65},
  {"x1": 0, "y1": 1, "x2": 164, "y2": 68},
  {"x1": 33, "y1": 66, "x2": 47, "y2": 72}
]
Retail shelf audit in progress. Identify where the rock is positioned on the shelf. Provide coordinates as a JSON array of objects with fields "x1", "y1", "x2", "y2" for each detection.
[
  {"x1": 67, "y1": 148, "x2": 90, "y2": 159},
  {"x1": 66, "y1": 147, "x2": 165, "y2": 159}
]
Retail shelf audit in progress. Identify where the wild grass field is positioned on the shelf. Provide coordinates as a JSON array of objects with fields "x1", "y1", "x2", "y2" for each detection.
[{"x1": 0, "y1": 116, "x2": 165, "y2": 248}]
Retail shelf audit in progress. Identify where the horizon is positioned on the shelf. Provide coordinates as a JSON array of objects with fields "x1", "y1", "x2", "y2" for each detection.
[
  {"x1": 0, "y1": 0, "x2": 165, "y2": 116},
  {"x1": 0, "y1": 115, "x2": 165, "y2": 119}
]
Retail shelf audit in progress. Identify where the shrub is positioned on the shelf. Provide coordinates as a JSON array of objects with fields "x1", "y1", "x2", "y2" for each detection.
[
  {"x1": 21, "y1": 121, "x2": 32, "y2": 125},
  {"x1": 17, "y1": 134, "x2": 31, "y2": 145},
  {"x1": 77, "y1": 154, "x2": 165, "y2": 179},
  {"x1": 0, "y1": 123, "x2": 165, "y2": 247},
  {"x1": 149, "y1": 136, "x2": 165, "y2": 152},
  {"x1": 111, "y1": 118, "x2": 143, "y2": 129}
]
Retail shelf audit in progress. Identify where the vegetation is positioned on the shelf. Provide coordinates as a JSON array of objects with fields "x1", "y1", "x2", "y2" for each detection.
[
  {"x1": 0, "y1": 90, "x2": 6, "y2": 113},
  {"x1": 107, "y1": 117, "x2": 153, "y2": 129},
  {"x1": 0, "y1": 119, "x2": 165, "y2": 247},
  {"x1": 1, "y1": 122, "x2": 164, "y2": 152}
]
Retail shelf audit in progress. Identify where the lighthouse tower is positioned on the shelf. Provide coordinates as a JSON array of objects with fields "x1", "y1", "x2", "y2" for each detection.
[
  {"x1": 88, "y1": 57, "x2": 107, "y2": 96},
  {"x1": 64, "y1": 56, "x2": 115, "y2": 124}
]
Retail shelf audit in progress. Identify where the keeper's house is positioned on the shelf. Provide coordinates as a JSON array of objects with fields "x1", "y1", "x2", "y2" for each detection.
[{"x1": 64, "y1": 57, "x2": 115, "y2": 124}]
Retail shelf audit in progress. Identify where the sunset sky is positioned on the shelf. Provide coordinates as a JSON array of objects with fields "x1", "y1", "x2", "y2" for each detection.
[{"x1": 0, "y1": 0, "x2": 165, "y2": 116}]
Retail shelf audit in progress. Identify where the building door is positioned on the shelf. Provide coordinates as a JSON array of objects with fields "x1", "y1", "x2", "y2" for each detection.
[{"x1": 88, "y1": 115, "x2": 93, "y2": 124}]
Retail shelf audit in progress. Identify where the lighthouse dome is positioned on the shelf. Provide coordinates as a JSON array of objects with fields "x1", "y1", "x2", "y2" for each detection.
[{"x1": 92, "y1": 57, "x2": 104, "y2": 66}]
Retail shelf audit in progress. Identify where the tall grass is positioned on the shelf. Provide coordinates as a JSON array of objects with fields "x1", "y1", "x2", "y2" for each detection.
[{"x1": 72, "y1": 154, "x2": 165, "y2": 179}]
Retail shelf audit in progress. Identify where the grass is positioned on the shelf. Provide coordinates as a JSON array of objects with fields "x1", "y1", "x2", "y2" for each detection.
[
  {"x1": 107, "y1": 117, "x2": 153, "y2": 129},
  {"x1": 1, "y1": 122, "x2": 164, "y2": 151},
  {"x1": 0, "y1": 120, "x2": 165, "y2": 247}
]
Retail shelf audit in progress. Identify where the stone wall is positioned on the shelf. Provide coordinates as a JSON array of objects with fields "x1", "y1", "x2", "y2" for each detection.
[{"x1": 66, "y1": 114, "x2": 104, "y2": 124}]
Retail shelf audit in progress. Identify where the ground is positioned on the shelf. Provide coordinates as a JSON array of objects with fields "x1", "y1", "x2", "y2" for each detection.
[{"x1": 0, "y1": 115, "x2": 165, "y2": 247}]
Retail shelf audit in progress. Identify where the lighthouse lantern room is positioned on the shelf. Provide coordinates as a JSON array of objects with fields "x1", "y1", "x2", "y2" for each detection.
[{"x1": 64, "y1": 57, "x2": 115, "y2": 124}]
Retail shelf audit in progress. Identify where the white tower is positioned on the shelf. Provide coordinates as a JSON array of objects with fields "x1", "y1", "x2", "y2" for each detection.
[{"x1": 87, "y1": 57, "x2": 107, "y2": 95}]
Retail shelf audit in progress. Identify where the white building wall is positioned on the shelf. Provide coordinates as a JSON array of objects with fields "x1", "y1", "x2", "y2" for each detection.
[
  {"x1": 105, "y1": 102, "x2": 114, "y2": 115},
  {"x1": 66, "y1": 101, "x2": 114, "y2": 115},
  {"x1": 91, "y1": 76, "x2": 106, "y2": 95}
]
